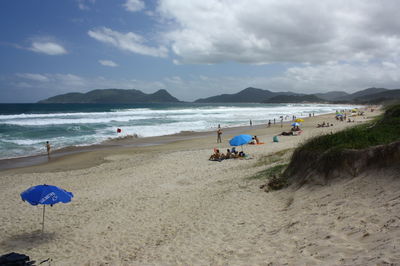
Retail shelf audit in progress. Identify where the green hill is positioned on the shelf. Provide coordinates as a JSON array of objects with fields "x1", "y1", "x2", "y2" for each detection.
[
  {"x1": 353, "y1": 89, "x2": 400, "y2": 104},
  {"x1": 314, "y1": 91, "x2": 349, "y2": 101},
  {"x1": 194, "y1": 87, "x2": 398, "y2": 104},
  {"x1": 262, "y1": 94, "x2": 325, "y2": 103},
  {"x1": 334, "y1": 87, "x2": 389, "y2": 101},
  {"x1": 194, "y1": 87, "x2": 299, "y2": 103},
  {"x1": 38, "y1": 89, "x2": 180, "y2": 103}
]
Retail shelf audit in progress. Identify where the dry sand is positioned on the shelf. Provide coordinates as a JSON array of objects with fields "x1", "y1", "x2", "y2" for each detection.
[{"x1": 1, "y1": 108, "x2": 399, "y2": 265}]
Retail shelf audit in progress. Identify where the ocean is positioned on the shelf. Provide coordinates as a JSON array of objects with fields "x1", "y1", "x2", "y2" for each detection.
[{"x1": 0, "y1": 103, "x2": 359, "y2": 160}]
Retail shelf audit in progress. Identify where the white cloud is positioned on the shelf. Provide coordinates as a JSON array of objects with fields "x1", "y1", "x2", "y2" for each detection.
[
  {"x1": 88, "y1": 27, "x2": 168, "y2": 57},
  {"x1": 16, "y1": 73, "x2": 49, "y2": 82},
  {"x1": 9, "y1": 73, "x2": 166, "y2": 97},
  {"x1": 7, "y1": 59, "x2": 400, "y2": 102},
  {"x1": 53, "y1": 74, "x2": 86, "y2": 87},
  {"x1": 123, "y1": 0, "x2": 145, "y2": 12},
  {"x1": 156, "y1": 61, "x2": 400, "y2": 100},
  {"x1": 282, "y1": 62, "x2": 400, "y2": 91},
  {"x1": 77, "y1": 0, "x2": 95, "y2": 10},
  {"x1": 30, "y1": 41, "x2": 67, "y2": 55},
  {"x1": 99, "y1": 60, "x2": 118, "y2": 67},
  {"x1": 85, "y1": 1, "x2": 400, "y2": 66},
  {"x1": 156, "y1": 0, "x2": 400, "y2": 64},
  {"x1": 14, "y1": 73, "x2": 85, "y2": 90}
]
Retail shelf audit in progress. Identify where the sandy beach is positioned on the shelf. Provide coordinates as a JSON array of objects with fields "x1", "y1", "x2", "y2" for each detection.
[{"x1": 1, "y1": 108, "x2": 400, "y2": 265}]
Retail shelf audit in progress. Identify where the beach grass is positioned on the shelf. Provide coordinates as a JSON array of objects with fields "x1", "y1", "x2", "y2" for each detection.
[
  {"x1": 253, "y1": 149, "x2": 292, "y2": 167},
  {"x1": 248, "y1": 163, "x2": 288, "y2": 180},
  {"x1": 249, "y1": 163, "x2": 290, "y2": 191},
  {"x1": 282, "y1": 103, "x2": 400, "y2": 183},
  {"x1": 298, "y1": 103, "x2": 400, "y2": 153}
]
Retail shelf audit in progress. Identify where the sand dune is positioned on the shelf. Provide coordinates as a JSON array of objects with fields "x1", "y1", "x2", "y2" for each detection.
[{"x1": 1, "y1": 108, "x2": 399, "y2": 265}]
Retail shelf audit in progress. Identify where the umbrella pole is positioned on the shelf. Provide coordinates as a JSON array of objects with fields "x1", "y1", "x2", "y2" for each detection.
[{"x1": 42, "y1": 205, "x2": 45, "y2": 233}]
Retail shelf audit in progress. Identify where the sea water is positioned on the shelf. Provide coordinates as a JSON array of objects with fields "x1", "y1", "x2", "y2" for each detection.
[{"x1": 0, "y1": 103, "x2": 359, "y2": 159}]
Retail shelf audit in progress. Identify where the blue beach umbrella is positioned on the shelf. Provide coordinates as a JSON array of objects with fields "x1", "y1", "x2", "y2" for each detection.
[
  {"x1": 21, "y1": 184, "x2": 73, "y2": 232},
  {"x1": 229, "y1": 134, "x2": 253, "y2": 151},
  {"x1": 291, "y1": 122, "x2": 300, "y2": 127}
]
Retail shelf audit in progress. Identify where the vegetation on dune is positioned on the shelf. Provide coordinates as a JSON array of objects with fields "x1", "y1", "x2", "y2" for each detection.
[
  {"x1": 251, "y1": 164, "x2": 289, "y2": 191},
  {"x1": 283, "y1": 102, "x2": 400, "y2": 185},
  {"x1": 254, "y1": 103, "x2": 400, "y2": 190},
  {"x1": 249, "y1": 149, "x2": 291, "y2": 191},
  {"x1": 249, "y1": 163, "x2": 288, "y2": 180},
  {"x1": 253, "y1": 148, "x2": 292, "y2": 167},
  {"x1": 299, "y1": 103, "x2": 400, "y2": 152}
]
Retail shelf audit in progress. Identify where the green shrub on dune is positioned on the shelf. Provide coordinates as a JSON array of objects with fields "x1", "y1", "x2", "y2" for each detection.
[
  {"x1": 283, "y1": 103, "x2": 400, "y2": 185},
  {"x1": 256, "y1": 104, "x2": 400, "y2": 190},
  {"x1": 301, "y1": 103, "x2": 400, "y2": 152}
]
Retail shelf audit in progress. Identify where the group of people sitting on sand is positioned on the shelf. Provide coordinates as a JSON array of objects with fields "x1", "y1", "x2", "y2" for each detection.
[
  {"x1": 279, "y1": 125, "x2": 303, "y2": 136},
  {"x1": 317, "y1": 121, "x2": 333, "y2": 128},
  {"x1": 209, "y1": 147, "x2": 246, "y2": 161}
]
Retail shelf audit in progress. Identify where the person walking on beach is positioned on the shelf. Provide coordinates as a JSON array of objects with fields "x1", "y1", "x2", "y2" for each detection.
[
  {"x1": 217, "y1": 128, "x2": 222, "y2": 143},
  {"x1": 45, "y1": 141, "x2": 51, "y2": 156},
  {"x1": 268, "y1": 120, "x2": 271, "y2": 127},
  {"x1": 250, "y1": 120, "x2": 253, "y2": 127}
]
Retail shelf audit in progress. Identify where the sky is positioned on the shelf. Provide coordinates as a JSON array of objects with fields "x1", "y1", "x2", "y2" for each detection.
[{"x1": 1, "y1": 0, "x2": 400, "y2": 103}]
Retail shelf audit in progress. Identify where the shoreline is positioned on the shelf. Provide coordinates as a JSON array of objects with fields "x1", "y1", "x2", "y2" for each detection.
[
  {"x1": 0, "y1": 109, "x2": 372, "y2": 173},
  {"x1": 0, "y1": 103, "x2": 363, "y2": 170},
  {"x1": 0, "y1": 115, "x2": 314, "y2": 171}
]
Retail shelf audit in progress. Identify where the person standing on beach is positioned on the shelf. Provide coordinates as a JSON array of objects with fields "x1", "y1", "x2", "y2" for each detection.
[
  {"x1": 250, "y1": 120, "x2": 252, "y2": 126},
  {"x1": 45, "y1": 141, "x2": 51, "y2": 156},
  {"x1": 268, "y1": 120, "x2": 271, "y2": 127},
  {"x1": 217, "y1": 128, "x2": 222, "y2": 143}
]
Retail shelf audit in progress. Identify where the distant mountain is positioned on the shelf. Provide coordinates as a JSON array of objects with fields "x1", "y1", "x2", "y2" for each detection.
[
  {"x1": 314, "y1": 91, "x2": 349, "y2": 101},
  {"x1": 194, "y1": 87, "x2": 299, "y2": 103},
  {"x1": 353, "y1": 89, "x2": 400, "y2": 103},
  {"x1": 263, "y1": 94, "x2": 325, "y2": 103},
  {"x1": 334, "y1": 87, "x2": 389, "y2": 101},
  {"x1": 349, "y1": 87, "x2": 389, "y2": 99},
  {"x1": 39, "y1": 86, "x2": 399, "y2": 104},
  {"x1": 38, "y1": 89, "x2": 180, "y2": 103},
  {"x1": 194, "y1": 86, "x2": 397, "y2": 104}
]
